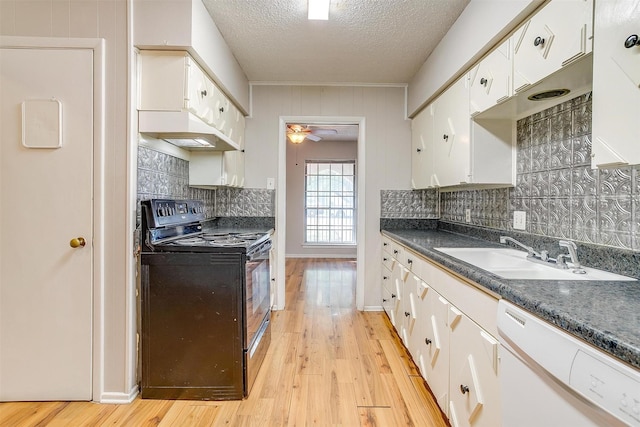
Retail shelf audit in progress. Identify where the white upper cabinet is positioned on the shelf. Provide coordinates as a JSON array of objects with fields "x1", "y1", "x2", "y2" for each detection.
[
  {"x1": 138, "y1": 50, "x2": 245, "y2": 151},
  {"x1": 591, "y1": 0, "x2": 640, "y2": 168},
  {"x1": 411, "y1": 104, "x2": 435, "y2": 189},
  {"x1": 411, "y1": 75, "x2": 514, "y2": 189},
  {"x1": 432, "y1": 76, "x2": 471, "y2": 187},
  {"x1": 512, "y1": 0, "x2": 593, "y2": 94},
  {"x1": 469, "y1": 39, "x2": 513, "y2": 117}
]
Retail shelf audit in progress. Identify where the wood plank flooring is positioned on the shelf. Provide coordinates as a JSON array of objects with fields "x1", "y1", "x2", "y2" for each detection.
[{"x1": 0, "y1": 258, "x2": 449, "y2": 426}]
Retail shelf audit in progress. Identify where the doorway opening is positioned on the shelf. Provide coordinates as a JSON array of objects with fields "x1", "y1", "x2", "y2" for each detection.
[
  {"x1": 285, "y1": 123, "x2": 358, "y2": 258},
  {"x1": 276, "y1": 116, "x2": 365, "y2": 311}
]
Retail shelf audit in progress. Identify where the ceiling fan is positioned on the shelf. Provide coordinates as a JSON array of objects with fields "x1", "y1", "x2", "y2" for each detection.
[{"x1": 286, "y1": 124, "x2": 338, "y2": 143}]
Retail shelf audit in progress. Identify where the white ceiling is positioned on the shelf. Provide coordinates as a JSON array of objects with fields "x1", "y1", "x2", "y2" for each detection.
[{"x1": 201, "y1": 0, "x2": 470, "y2": 84}]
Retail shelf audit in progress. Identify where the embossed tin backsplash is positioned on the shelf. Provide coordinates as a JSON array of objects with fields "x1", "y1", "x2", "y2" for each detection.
[
  {"x1": 383, "y1": 93, "x2": 640, "y2": 252},
  {"x1": 137, "y1": 146, "x2": 275, "y2": 224}
]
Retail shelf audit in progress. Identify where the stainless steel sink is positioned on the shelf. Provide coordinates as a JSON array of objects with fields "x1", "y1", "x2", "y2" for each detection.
[{"x1": 434, "y1": 247, "x2": 636, "y2": 281}]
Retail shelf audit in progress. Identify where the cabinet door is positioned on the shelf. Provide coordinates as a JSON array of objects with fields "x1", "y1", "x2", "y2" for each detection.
[
  {"x1": 185, "y1": 57, "x2": 211, "y2": 119},
  {"x1": 212, "y1": 90, "x2": 231, "y2": 135},
  {"x1": 591, "y1": 0, "x2": 640, "y2": 168},
  {"x1": 432, "y1": 76, "x2": 471, "y2": 187},
  {"x1": 414, "y1": 285, "x2": 450, "y2": 415},
  {"x1": 222, "y1": 150, "x2": 245, "y2": 188},
  {"x1": 188, "y1": 151, "x2": 225, "y2": 187},
  {"x1": 448, "y1": 308, "x2": 501, "y2": 427},
  {"x1": 381, "y1": 265, "x2": 394, "y2": 318},
  {"x1": 401, "y1": 273, "x2": 420, "y2": 348},
  {"x1": 139, "y1": 51, "x2": 187, "y2": 111},
  {"x1": 227, "y1": 105, "x2": 246, "y2": 148},
  {"x1": 393, "y1": 265, "x2": 410, "y2": 336},
  {"x1": 469, "y1": 39, "x2": 512, "y2": 116},
  {"x1": 513, "y1": 0, "x2": 593, "y2": 93},
  {"x1": 411, "y1": 104, "x2": 434, "y2": 189}
]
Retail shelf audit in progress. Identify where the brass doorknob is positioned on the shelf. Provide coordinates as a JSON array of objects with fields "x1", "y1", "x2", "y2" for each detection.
[{"x1": 70, "y1": 237, "x2": 86, "y2": 248}]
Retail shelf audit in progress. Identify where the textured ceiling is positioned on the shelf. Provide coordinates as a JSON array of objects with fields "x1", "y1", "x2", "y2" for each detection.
[{"x1": 201, "y1": 0, "x2": 470, "y2": 84}]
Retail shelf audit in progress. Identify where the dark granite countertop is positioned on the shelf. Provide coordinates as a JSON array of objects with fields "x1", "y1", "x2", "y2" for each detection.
[{"x1": 381, "y1": 227, "x2": 640, "y2": 371}]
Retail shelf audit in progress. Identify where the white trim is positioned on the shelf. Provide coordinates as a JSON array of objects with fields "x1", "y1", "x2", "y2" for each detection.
[
  {"x1": 99, "y1": 386, "x2": 139, "y2": 404},
  {"x1": 0, "y1": 36, "x2": 107, "y2": 403},
  {"x1": 277, "y1": 115, "x2": 366, "y2": 311},
  {"x1": 286, "y1": 254, "x2": 357, "y2": 259},
  {"x1": 125, "y1": 0, "x2": 139, "y2": 404},
  {"x1": 363, "y1": 306, "x2": 384, "y2": 312},
  {"x1": 251, "y1": 81, "x2": 407, "y2": 88}
]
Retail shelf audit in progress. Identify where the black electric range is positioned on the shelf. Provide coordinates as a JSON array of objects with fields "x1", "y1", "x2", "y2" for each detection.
[{"x1": 139, "y1": 199, "x2": 272, "y2": 400}]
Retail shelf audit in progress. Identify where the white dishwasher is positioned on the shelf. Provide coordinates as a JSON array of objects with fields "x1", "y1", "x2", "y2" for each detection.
[{"x1": 497, "y1": 300, "x2": 640, "y2": 427}]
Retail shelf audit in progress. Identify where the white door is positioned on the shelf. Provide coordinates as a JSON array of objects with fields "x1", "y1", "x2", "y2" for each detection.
[{"x1": 0, "y1": 47, "x2": 94, "y2": 400}]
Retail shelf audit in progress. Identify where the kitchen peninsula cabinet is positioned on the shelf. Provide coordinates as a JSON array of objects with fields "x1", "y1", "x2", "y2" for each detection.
[
  {"x1": 512, "y1": 0, "x2": 593, "y2": 94},
  {"x1": 591, "y1": 0, "x2": 640, "y2": 168},
  {"x1": 380, "y1": 235, "x2": 501, "y2": 426}
]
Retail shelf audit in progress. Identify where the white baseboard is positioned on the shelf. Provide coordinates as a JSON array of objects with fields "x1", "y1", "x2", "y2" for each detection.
[
  {"x1": 98, "y1": 385, "x2": 138, "y2": 404},
  {"x1": 363, "y1": 305, "x2": 383, "y2": 312},
  {"x1": 285, "y1": 253, "x2": 357, "y2": 259}
]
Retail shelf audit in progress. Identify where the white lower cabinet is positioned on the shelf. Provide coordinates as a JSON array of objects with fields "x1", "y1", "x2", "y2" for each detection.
[
  {"x1": 413, "y1": 281, "x2": 450, "y2": 413},
  {"x1": 381, "y1": 236, "x2": 501, "y2": 425},
  {"x1": 448, "y1": 308, "x2": 501, "y2": 427}
]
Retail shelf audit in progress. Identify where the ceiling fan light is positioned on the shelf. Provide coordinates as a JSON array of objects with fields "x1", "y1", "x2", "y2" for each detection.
[
  {"x1": 308, "y1": 0, "x2": 329, "y2": 20},
  {"x1": 288, "y1": 132, "x2": 307, "y2": 144}
]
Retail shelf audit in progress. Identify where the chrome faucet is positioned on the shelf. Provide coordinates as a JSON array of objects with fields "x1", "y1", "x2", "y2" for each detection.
[
  {"x1": 499, "y1": 236, "x2": 548, "y2": 261},
  {"x1": 559, "y1": 240, "x2": 581, "y2": 269}
]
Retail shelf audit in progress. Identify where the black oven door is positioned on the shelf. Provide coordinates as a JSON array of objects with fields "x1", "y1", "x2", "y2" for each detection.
[
  {"x1": 245, "y1": 240, "x2": 271, "y2": 348},
  {"x1": 244, "y1": 239, "x2": 272, "y2": 395}
]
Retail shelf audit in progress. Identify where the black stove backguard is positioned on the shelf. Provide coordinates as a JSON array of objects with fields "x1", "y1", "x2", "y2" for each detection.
[{"x1": 141, "y1": 199, "x2": 206, "y2": 251}]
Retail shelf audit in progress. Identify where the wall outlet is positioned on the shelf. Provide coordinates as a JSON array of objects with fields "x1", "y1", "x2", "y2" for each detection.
[
  {"x1": 465, "y1": 208, "x2": 471, "y2": 223},
  {"x1": 513, "y1": 211, "x2": 526, "y2": 230},
  {"x1": 266, "y1": 178, "x2": 275, "y2": 189}
]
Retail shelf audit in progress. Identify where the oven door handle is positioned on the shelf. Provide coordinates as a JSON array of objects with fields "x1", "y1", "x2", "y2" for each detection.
[{"x1": 247, "y1": 239, "x2": 272, "y2": 260}]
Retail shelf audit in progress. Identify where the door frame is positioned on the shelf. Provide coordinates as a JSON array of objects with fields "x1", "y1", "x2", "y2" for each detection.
[
  {"x1": 277, "y1": 116, "x2": 366, "y2": 311},
  {"x1": 0, "y1": 36, "x2": 106, "y2": 401}
]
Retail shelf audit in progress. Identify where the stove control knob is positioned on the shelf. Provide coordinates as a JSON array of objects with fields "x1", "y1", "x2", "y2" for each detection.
[{"x1": 70, "y1": 237, "x2": 86, "y2": 248}]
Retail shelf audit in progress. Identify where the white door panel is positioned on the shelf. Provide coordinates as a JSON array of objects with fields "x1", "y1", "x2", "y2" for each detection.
[{"x1": 0, "y1": 47, "x2": 93, "y2": 400}]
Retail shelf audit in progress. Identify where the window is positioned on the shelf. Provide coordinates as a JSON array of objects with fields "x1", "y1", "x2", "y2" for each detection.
[{"x1": 305, "y1": 161, "x2": 356, "y2": 245}]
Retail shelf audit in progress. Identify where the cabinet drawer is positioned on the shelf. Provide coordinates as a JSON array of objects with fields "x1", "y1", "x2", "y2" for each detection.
[
  {"x1": 382, "y1": 236, "x2": 394, "y2": 254},
  {"x1": 382, "y1": 252, "x2": 395, "y2": 271}
]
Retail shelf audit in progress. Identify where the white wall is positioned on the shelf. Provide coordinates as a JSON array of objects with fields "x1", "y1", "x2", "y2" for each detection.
[
  {"x1": 0, "y1": 0, "x2": 134, "y2": 401},
  {"x1": 408, "y1": 0, "x2": 543, "y2": 116},
  {"x1": 286, "y1": 139, "x2": 358, "y2": 258},
  {"x1": 246, "y1": 85, "x2": 410, "y2": 309}
]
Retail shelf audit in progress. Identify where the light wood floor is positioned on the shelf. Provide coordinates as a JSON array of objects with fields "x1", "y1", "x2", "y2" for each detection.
[{"x1": 0, "y1": 258, "x2": 449, "y2": 426}]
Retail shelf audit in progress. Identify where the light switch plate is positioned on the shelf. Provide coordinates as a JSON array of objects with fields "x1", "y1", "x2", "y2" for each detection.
[
  {"x1": 465, "y1": 209, "x2": 471, "y2": 223},
  {"x1": 513, "y1": 211, "x2": 526, "y2": 230}
]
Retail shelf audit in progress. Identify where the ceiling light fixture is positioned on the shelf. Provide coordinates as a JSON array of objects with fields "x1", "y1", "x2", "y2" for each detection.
[
  {"x1": 308, "y1": 0, "x2": 329, "y2": 20},
  {"x1": 288, "y1": 132, "x2": 307, "y2": 144}
]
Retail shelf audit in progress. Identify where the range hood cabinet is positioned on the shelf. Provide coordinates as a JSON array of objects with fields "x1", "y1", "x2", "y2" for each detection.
[{"x1": 138, "y1": 110, "x2": 241, "y2": 151}]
